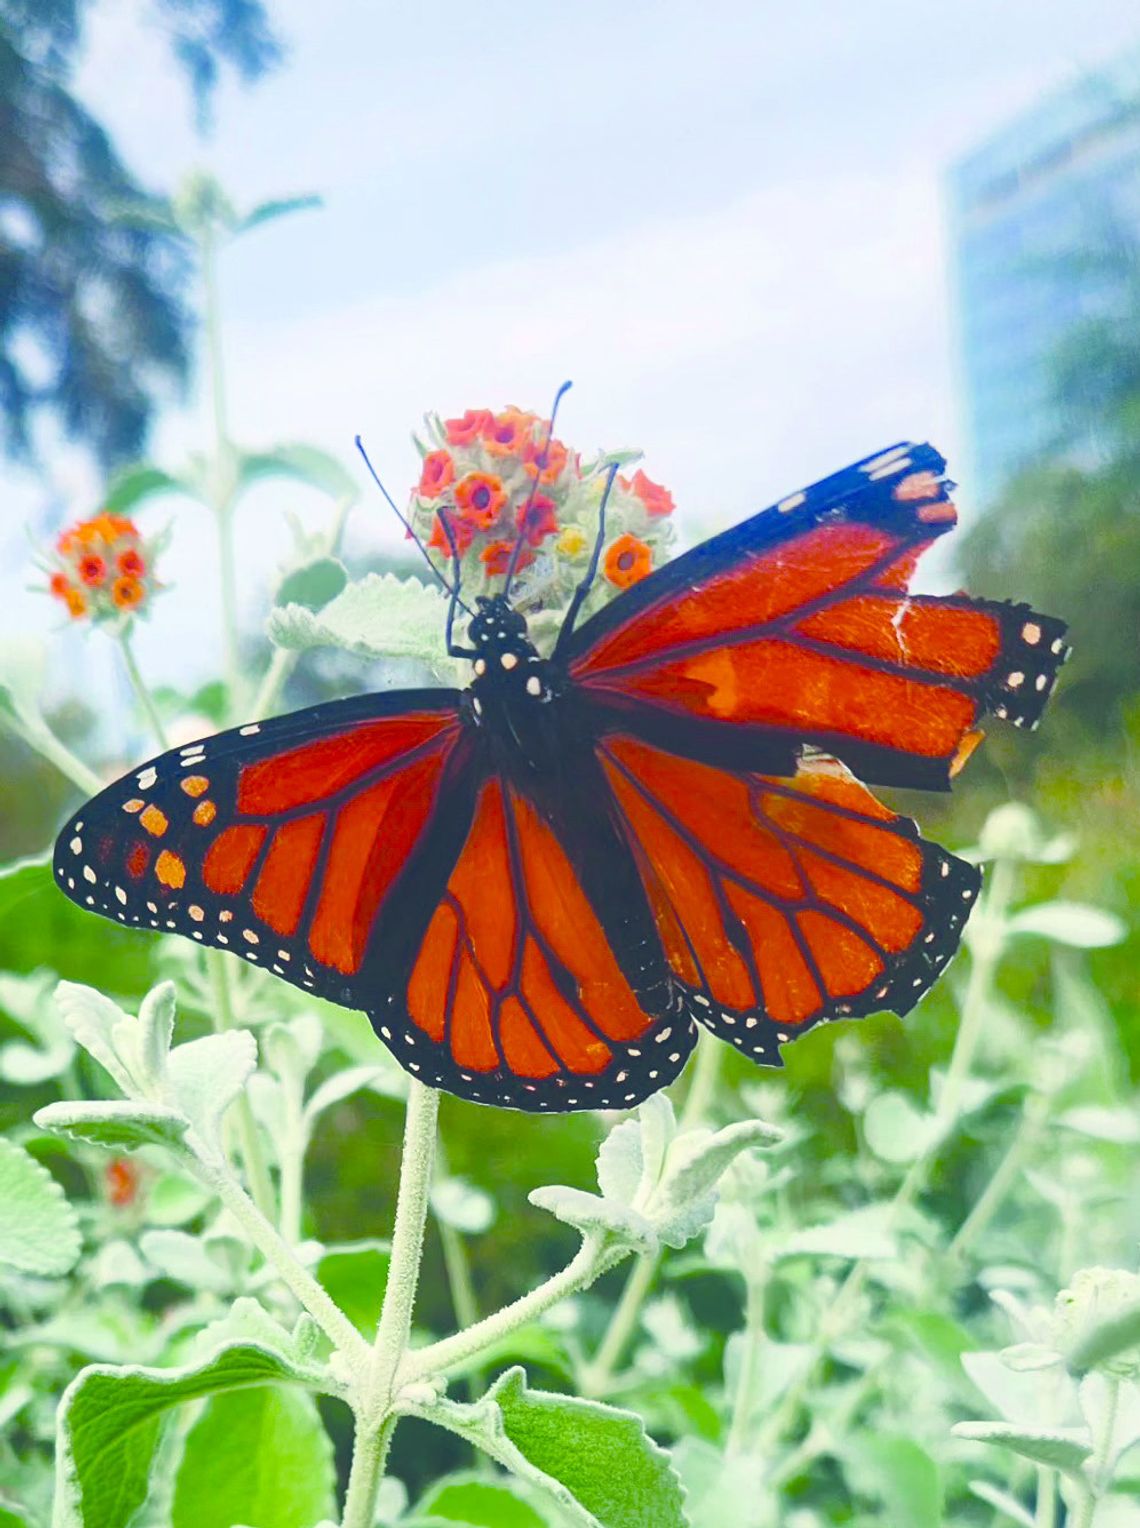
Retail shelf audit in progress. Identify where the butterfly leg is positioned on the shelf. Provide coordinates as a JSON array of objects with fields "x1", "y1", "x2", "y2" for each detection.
[{"x1": 437, "y1": 508, "x2": 477, "y2": 659}]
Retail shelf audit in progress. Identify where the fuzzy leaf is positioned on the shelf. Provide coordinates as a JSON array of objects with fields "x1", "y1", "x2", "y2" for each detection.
[
  {"x1": 1057, "y1": 1106, "x2": 1140, "y2": 1144},
  {"x1": 170, "y1": 1386, "x2": 336, "y2": 1528},
  {"x1": 782, "y1": 1204, "x2": 898, "y2": 1262},
  {"x1": 34, "y1": 1100, "x2": 189, "y2": 1154},
  {"x1": 951, "y1": 1421, "x2": 1092, "y2": 1475},
  {"x1": 140, "y1": 1230, "x2": 234, "y2": 1292},
  {"x1": 53, "y1": 1341, "x2": 334, "y2": 1528},
  {"x1": 236, "y1": 443, "x2": 356, "y2": 501},
  {"x1": 595, "y1": 1117, "x2": 645, "y2": 1205},
  {"x1": 103, "y1": 463, "x2": 192, "y2": 512},
  {"x1": 275, "y1": 556, "x2": 348, "y2": 613},
  {"x1": 302, "y1": 1065, "x2": 391, "y2": 1128},
  {"x1": 842, "y1": 1434, "x2": 942, "y2": 1527},
  {"x1": 55, "y1": 983, "x2": 138, "y2": 1096},
  {"x1": 266, "y1": 572, "x2": 448, "y2": 665},
  {"x1": 166, "y1": 1030, "x2": 258, "y2": 1151},
  {"x1": 407, "y1": 1367, "x2": 686, "y2": 1528},
  {"x1": 414, "y1": 1474, "x2": 550, "y2": 1528},
  {"x1": 1006, "y1": 902, "x2": 1126, "y2": 948},
  {"x1": 650, "y1": 1119, "x2": 781, "y2": 1249},
  {"x1": 0, "y1": 1138, "x2": 81, "y2": 1277},
  {"x1": 968, "y1": 1480, "x2": 1036, "y2": 1527},
  {"x1": 528, "y1": 1186, "x2": 657, "y2": 1254},
  {"x1": 864, "y1": 1091, "x2": 938, "y2": 1163}
]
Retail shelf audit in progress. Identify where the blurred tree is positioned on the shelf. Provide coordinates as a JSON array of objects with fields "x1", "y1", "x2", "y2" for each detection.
[{"x1": 0, "y1": 0, "x2": 280, "y2": 469}]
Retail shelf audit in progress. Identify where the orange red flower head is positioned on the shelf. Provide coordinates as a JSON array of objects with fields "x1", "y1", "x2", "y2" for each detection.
[
  {"x1": 408, "y1": 404, "x2": 676, "y2": 614},
  {"x1": 42, "y1": 510, "x2": 163, "y2": 624}
]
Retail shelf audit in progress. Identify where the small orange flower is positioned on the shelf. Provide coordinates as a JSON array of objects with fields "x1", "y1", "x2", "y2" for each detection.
[
  {"x1": 111, "y1": 575, "x2": 145, "y2": 611},
  {"x1": 49, "y1": 571, "x2": 73, "y2": 600},
  {"x1": 105, "y1": 1156, "x2": 141, "y2": 1208},
  {"x1": 516, "y1": 493, "x2": 559, "y2": 546},
  {"x1": 63, "y1": 586, "x2": 88, "y2": 619},
  {"x1": 483, "y1": 408, "x2": 536, "y2": 459},
  {"x1": 418, "y1": 450, "x2": 455, "y2": 499},
  {"x1": 524, "y1": 436, "x2": 570, "y2": 485},
  {"x1": 429, "y1": 510, "x2": 475, "y2": 555},
  {"x1": 78, "y1": 553, "x2": 107, "y2": 587},
  {"x1": 628, "y1": 469, "x2": 674, "y2": 517},
  {"x1": 117, "y1": 547, "x2": 145, "y2": 577},
  {"x1": 604, "y1": 533, "x2": 652, "y2": 589},
  {"x1": 454, "y1": 471, "x2": 507, "y2": 529},
  {"x1": 481, "y1": 539, "x2": 534, "y2": 577},
  {"x1": 445, "y1": 408, "x2": 495, "y2": 446}
]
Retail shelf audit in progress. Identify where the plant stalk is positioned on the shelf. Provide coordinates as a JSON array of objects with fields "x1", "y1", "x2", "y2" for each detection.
[
  {"x1": 116, "y1": 625, "x2": 169, "y2": 749},
  {"x1": 340, "y1": 1415, "x2": 396, "y2": 1528},
  {"x1": 208, "y1": 952, "x2": 276, "y2": 1222},
  {"x1": 1072, "y1": 1378, "x2": 1120, "y2": 1528},
  {"x1": 200, "y1": 220, "x2": 241, "y2": 714}
]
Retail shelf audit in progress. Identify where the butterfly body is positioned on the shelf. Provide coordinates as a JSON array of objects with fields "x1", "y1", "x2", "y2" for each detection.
[{"x1": 55, "y1": 443, "x2": 1069, "y2": 1111}]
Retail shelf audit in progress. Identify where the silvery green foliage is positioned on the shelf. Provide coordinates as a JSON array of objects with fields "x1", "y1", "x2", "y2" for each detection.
[
  {"x1": 35, "y1": 981, "x2": 256, "y2": 1162},
  {"x1": 530, "y1": 1094, "x2": 782, "y2": 1256}
]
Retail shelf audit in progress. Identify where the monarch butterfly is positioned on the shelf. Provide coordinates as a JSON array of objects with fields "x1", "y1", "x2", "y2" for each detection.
[{"x1": 54, "y1": 440, "x2": 1067, "y2": 1112}]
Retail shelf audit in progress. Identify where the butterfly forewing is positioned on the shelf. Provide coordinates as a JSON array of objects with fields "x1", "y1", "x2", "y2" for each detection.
[
  {"x1": 569, "y1": 444, "x2": 1069, "y2": 790},
  {"x1": 54, "y1": 692, "x2": 468, "y2": 1007}
]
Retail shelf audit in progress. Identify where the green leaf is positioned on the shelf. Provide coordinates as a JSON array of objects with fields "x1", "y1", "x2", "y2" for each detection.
[
  {"x1": 951, "y1": 1421, "x2": 1092, "y2": 1475},
  {"x1": 0, "y1": 1137, "x2": 81, "y2": 1276},
  {"x1": 412, "y1": 1369, "x2": 686, "y2": 1528},
  {"x1": 864, "y1": 1091, "x2": 938, "y2": 1163},
  {"x1": 968, "y1": 1480, "x2": 1036, "y2": 1527},
  {"x1": 166, "y1": 1029, "x2": 258, "y2": 1151},
  {"x1": 274, "y1": 556, "x2": 348, "y2": 613},
  {"x1": 1066, "y1": 1296, "x2": 1140, "y2": 1375},
  {"x1": 670, "y1": 1438, "x2": 758, "y2": 1528},
  {"x1": 34, "y1": 1100, "x2": 190, "y2": 1154},
  {"x1": 53, "y1": 1340, "x2": 334, "y2": 1528},
  {"x1": 103, "y1": 464, "x2": 193, "y2": 513},
  {"x1": 1006, "y1": 901, "x2": 1126, "y2": 947},
  {"x1": 1057, "y1": 1106, "x2": 1140, "y2": 1144},
  {"x1": 170, "y1": 1386, "x2": 335, "y2": 1528},
  {"x1": 234, "y1": 194, "x2": 323, "y2": 236},
  {"x1": 648, "y1": 1118, "x2": 781, "y2": 1250},
  {"x1": 842, "y1": 1434, "x2": 942, "y2": 1527},
  {"x1": 266, "y1": 572, "x2": 451, "y2": 670},
  {"x1": 0, "y1": 969, "x2": 75, "y2": 1084},
  {"x1": 316, "y1": 1242, "x2": 390, "y2": 1340},
  {"x1": 414, "y1": 1474, "x2": 550, "y2": 1528},
  {"x1": 781, "y1": 1204, "x2": 898, "y2": 1262},
  {"x1": 302, "y1": 1064, "x2": 391, "y2": 1127},
  {"x1": 490, "y1": 1368, "x2": 686, "y2": 1528},
  {"x1": 236, "y1": 443, "x2": 356, "y2": 502}
]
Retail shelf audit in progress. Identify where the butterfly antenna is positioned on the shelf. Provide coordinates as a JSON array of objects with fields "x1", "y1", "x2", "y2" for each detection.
[
  {"x1": 503, "y1": 379, "x2": 573, "y2": 599},
  {"x1": 354, "y1": 435, "x2": 472, "y2": 614},
  {"x1": 553, "y1": 460, "x2": 619, "y2": 659},
  {"x1": 436, "y1": 508, "x2": 476, "y2": 657}
]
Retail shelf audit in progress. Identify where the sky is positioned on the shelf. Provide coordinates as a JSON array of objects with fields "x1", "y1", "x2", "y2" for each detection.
[{"x1": 5, "y1": 0, "x2": 1139, "y2": 723}]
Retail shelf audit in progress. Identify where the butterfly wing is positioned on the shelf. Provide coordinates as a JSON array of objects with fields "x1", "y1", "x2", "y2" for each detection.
[
  {"x1": 564, "y1": 444, "x2": 1070, "y2": 790},
  {"x1": 596, "y1": 732, "x2": 981, "y2": 1057},
  {"x1": 361, "y1": 736, "x2": 696, "y2": 1111},
  {"x1": 53, "y1": 691, "x2": 474, "y2": 1008}
]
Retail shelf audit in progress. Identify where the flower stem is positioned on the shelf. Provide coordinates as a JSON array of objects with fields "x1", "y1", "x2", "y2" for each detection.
[
  {"x1": 200, "y1": 221, "x2": 241, "y2": 716},
  {"x1": 1072, "y1": 1377, "x2": 1120, "y2": 1528},
  {"x1": 341, "y1": 1415, "x2": 396, "y2": 1528},
  {"x1": 116, "y1": 625, "x2": 169, "y2": 750},
  {"x1": 18, "y1": 720, "x2": 103, "y2": 797},
  {"x1": 726, "y1": 1276, "x2": 766, "y2": 1453}
]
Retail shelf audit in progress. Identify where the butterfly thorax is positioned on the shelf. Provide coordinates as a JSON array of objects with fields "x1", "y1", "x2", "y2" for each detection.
[{"x1": 464, "y1": 595, "x2": 562, "y2": 771}]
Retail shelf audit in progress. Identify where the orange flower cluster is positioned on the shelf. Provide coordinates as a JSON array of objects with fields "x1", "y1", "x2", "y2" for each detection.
[
  {"x1": 409, "y1": 405, "x2": 677, "y2": 610},
  {"x1": 45, "y1": 511, "x2": 160, "y2": 623}
]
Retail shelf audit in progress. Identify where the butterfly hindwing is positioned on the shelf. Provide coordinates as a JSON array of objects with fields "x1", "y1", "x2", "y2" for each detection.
[
  {"x1": 596, "y1": 733, "x2": 982, "y2": 1057},
  {"x1": 364, "y1": 739, "x2": 696, "y2": 1112},
  {"x1": 567, "y1": 444, "x2": 1069, "y2": 790},
  {"x1": 54, "y1": 691, "x2": 470, "y2": 1009}
]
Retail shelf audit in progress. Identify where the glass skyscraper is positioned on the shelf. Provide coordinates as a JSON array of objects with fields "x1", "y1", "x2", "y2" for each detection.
[{"x1": 947, "y1": 45, "x2": 1140, "y2": 504}]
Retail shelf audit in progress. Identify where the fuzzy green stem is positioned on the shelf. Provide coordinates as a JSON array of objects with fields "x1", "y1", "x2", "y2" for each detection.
[
  {"x1": 725, "y1": 1277, "x2": 766, "y2": 1453},
  {"x1": 201, "y1": 1158, "x2": 367, "y2": 1365},
  {"x1": 1072, "y1": 1378, "x2": 1120, "y2": 1528},
  {"x1": 948, "y1": 1089, "x2": 1048, "y2": 1262},
  {"x1": 402, "y1": 1233, "x2": 608, "y2": 1385},
  {"x1": 340, "y1": 1414, "x2": 396, "y2": 1528},
  {"x1": 208, "y1": 952, "x2": 276, "y2": 1223},
  {"x1": 1035, "y1": 1466, "x2": 1057, "y2": 1528},
  {"x1": 116, "y1": 625, "x2": 169, "y2": 749},
  {"x1": 581, "y1": 1034, "x2": 723, "y2": 1396}
]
